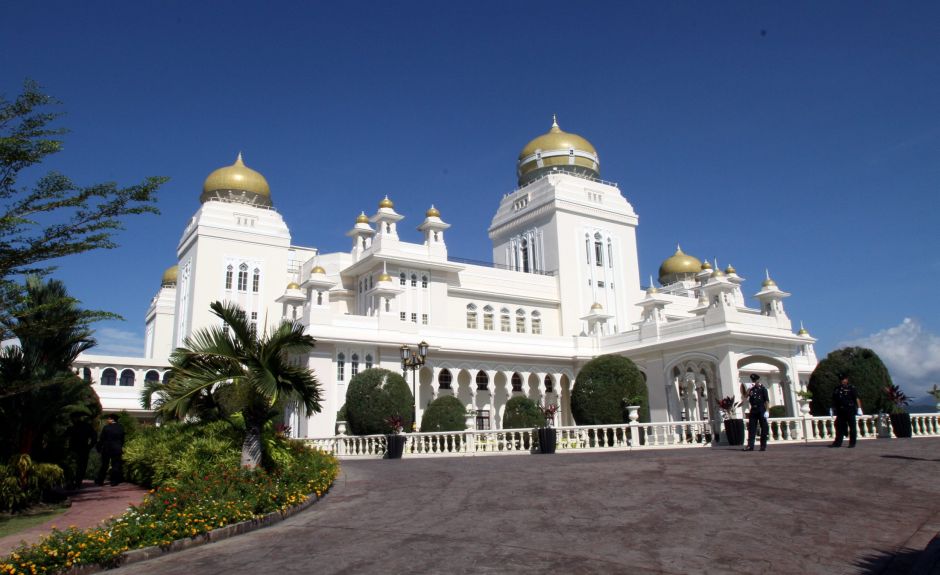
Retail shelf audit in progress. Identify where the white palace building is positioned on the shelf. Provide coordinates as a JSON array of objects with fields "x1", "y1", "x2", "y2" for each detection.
[{"x1": 76, "y1": 118, "x2": 818, "y2": 439}]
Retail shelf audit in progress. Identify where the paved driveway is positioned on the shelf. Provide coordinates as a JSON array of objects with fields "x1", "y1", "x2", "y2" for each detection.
[{"x1": 110, "y1": 440, "x2": 940, "y2": 574}]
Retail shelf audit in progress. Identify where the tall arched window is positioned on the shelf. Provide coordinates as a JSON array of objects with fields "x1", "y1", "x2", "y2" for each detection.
[
  {"x1": 145, "y1": 370, "x2": 160, "y2": 385},
  {"x1": 101, "y1": 368, "x2": 116, "y2": 386},
  {"x1": 521, "y1": 239, "x2": 530, "y2": 273},
  {"x1": 119, "y1": 369, "x2": 136, "y2": 387},
  {"x1": 544, "y1": 374, "x2": 554, "y2": 393},
  {"x1": 438, "y1": 369, "x2": 452, "y2": 390},
  {"x1": 252, "y1": 268, "x2": 260, "y2": 292},
  {"x1": 337, "y1": 353, "x2": 346, "y2": 381},
  {"x1": 162, "y1": 371, "x2": 172, "y2": 384},
  {"x1": 515, "y1": 309, "x2": 526, "y2": 333},
  {"x1": 400, "y1": 273, "x2": 406, "y2": 286},
  {"x1": 594, "y1": 232, "x2": 603, "y2": 267},
  {"x1": 351, "y1": 353, "x2": 359, "y2": 377},
  {"x1": 531, "y1": 311, "x2": 542, "y2": 335},
  {"x1": 511, "y1": 372, "x2": 523, "y2": 392},
  {"x1": 466, "y1": 304, "x2": 477, "y2": 329},
  {"x1": 410, "y1": 273, "x2": 417, "y2": 287},
  {"x1": 237, "y1": 263, "x2": 249, "y2": 291},
  {"x1": 365, "y1": 354, "x2": 373, "y2": 370},
  {"x1": 225, "y1": 265, "x2": 234, "y2": 290},
  {"x1": 421, "y1": 275, "x2": 428, "y2": 288},
  {"x1": 82, "y1": 367, "x2": 92, "y2": 383},
  {"x1": 475, "y1": 371, "x2": 489, "y2": 391},
  {"x1": 483, "y1": 306, "x2": 494, "y2": 330},
  {"x1": 500, "y1": 308, "x2": 511, "y2": 332}
]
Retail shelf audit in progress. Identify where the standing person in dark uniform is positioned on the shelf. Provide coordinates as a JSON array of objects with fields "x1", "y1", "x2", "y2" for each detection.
[
  {"x1": 743, "y1": 373, "x2": 770, "y2": 452},
  {"x1": 830, "y1": 373, "x2": 863, "y2": 448},
  {"x1": 67, "y1": 413, "x2": 97, "y2": 489},
  {"x1": 95, "y1": 414, "x2": 125, "y2": 486}
]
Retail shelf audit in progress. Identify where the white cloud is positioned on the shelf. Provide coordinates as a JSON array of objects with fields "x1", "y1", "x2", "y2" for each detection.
[
  {"x1": 92, "y1": 327, "x2": 145, "y2": 357},
  {"x1": 840, "y1": 318, "x2": 940, "y2": 402}
]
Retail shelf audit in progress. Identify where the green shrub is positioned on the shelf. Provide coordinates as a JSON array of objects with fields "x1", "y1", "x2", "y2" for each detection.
[
  {"x1": 0, "y1": 454, "x2": 64, "y2": 513},
  {"x1": 420, "y1": 396, "x2": 467, "y2": 432},
  {"x1": 502, "y1": 396, "x2": 543, "y2": 429},
  {"x1": 345, "y1": 368, "x2": 413, "y2": 435},
  {"x1": 123, "y1": 420, "x2": 241, "y2": 488},
  {"x1": 572, "y1": 354, "x2": 648, "y2": 425},
  {"x1": 336, "y1": 403, "x2": 347, "y2": 421},
  {"x1": 808, "y1": 347, "x2": 894, "y2": 415},
  {"x1": 769, "y1": 405, "x2": 786, "y2": 418}
]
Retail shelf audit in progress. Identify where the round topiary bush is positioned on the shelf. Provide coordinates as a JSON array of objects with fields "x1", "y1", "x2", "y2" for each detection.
[
  {"x1": 420, "y1": 395, "x2": 467, "y2": 432},
  {"x1": 345, "y1": 368, "x2": 414, "y2": 435},
  {"x1": 572, "y1": 354, "x2": 648, "y2": 424},
  {"x1": 769, "y1": 405, "x2": 787, "y2": 418},
  {"x1": 502, "y1": 396, "x2": 543, "y2": 429},
  {"x1": 807, "y1": 346, "x2": 893, "y2": 416}
]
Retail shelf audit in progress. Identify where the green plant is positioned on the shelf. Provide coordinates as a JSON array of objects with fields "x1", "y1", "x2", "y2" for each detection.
[
  {"x1": 571, "y1": 355, "x2": 648, "y2": 424},
  {"x1": 420, "y1": 396, "x2": 467, "y2": 432},
  {"x1": 928, "y1": 385, "x2": 940, "y2": 402},
  {"x1": 122, "y1": 420, "x2": 241, "y2": 488},
  {"x1": 344, "y1": 368, "x2": 413, "y2": 435},
  {"x1": 796, "y1": 389, "x2": 813, "y2": 400},
  {"x1": 769, "y1": 405, "x2": 787, "y2": 418},
  {"x1": 0, "y1": 454, "x2": 64, "y2": 513},
  {"x1": 502, "y1": 396, "x2": 543, "y2": 429},
  {"x1": 884, "y1": 385, "x2": 911, "y2": 415},
  {"x1": 716, "y1": 396, "x2": 741, "y2": 420},
  {"x1": 807, "y1": 347, "x2": 893, "y2": 415}
]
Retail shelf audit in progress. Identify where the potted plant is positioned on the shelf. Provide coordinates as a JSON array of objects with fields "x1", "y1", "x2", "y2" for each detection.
[
  {"x1": 384, "y1": 414, "x2": 407, "y2": 459},
  {"x1": 717, "y1": 396, "x2": 744, "y2": 446},
  {"x1": 796, "y1": 389, "x2": 813, "y2": 416},
  {"x1": 884, "y1": 385, "x2": 913, "y2": 438},
  {"x1": 536, "y1": 404, "x2": 558, "y2": 454}
]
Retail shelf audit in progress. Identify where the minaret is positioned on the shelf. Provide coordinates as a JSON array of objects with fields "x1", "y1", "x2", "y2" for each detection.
[
  {"x1": 346, "y1": 212, "x2": 375, "y2": 261},
  {"x1": 754, "y1": 270, "x2": 791, "y2": 327},
  {"x1": 144, "y1": 265, "x2": 178, "y2": 360},
  {"x1": 371, "y1": 196, "x2": 404, "y2": 249},
  {"x1": 417, "y1": 205, "x2": 450, "y2": 259}
]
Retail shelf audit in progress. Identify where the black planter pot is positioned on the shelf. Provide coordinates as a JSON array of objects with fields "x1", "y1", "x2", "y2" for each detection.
[
  {"x1": 890, "y1": 413, "x2": 913, "y2": 438},
  {"x1": 723, "y1": 418, "x2": 745, "y2": 446},
  {"x1": 537, "y1": 427, "x2": 557, "y2": 454},
  {"x1": 385, "y1": 434, "x2": 406, "y2": 459}
]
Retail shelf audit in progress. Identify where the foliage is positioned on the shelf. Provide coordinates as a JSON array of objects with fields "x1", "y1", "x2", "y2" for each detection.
[
  {"x1": 716, "y1": 397, "x2": 741, "y2": 420},
  {"x1": 929, "y1": 385, "x2": 940, "y2": 402},
  {"x1": 769, "y1": 405, "x2": 787, "y2": 418},
  {"x1": 502, "y1": 396, "x2": 543, "y2": 429},
  {"x1": 883, "y1": 385, "x2": 911, "y2": 415},
  {"x1": 571, "y1": 354, "x2": 648, "y2": 424},
  {"x1": 0, "y1": 441, "x2": 339, "y2": 574},
  {"x1": 122, "y1": 420, "x2": 241, "y2": 488},
  {"x1": 796, "y1": 389, "x2": 813, "y2": 400},
  {"x1": 0, "y1": 80, "x2": 166, "y2": 338},
  {"x1": 0, "y1": 454, "x2": 64, "y2": 513},
  {"x1": 144, "y1": 301, "x2": 321, "y2": 469},
  {"x1": 807, "y1": 347, "x2": 894, "y2": 415},
  {"x1": 419, "y1": 395, "x2": 467, "y2": 433},
  {"x1": 385, "y1": 414, "x2": 404, "y2": 434},
  {"x1": 344, "y1": 368, "x2": 413, "y2": 435},
  {"x1": 336, "y1": 403, "x2": 347, "y2": 421},
  {"x1": 539, "y1": 403, "x2": 559, "y2": 427},
  {"x1": 0, "y1": 276, "x2": 103, "y2": 461}
]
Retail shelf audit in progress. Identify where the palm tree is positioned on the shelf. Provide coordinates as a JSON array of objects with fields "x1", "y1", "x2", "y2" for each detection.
[{"x1": 145, "y1": 301, "x2": 321, "y2": 469}]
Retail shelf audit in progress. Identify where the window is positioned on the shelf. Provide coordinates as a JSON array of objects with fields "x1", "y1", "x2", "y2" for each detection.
[
  {"x1": 483, "y1": 306, "x2": 494, "y2": 330},
  {"x1": 466, "y1": 304, "x2": 477, "y2": 329},
  {"x1": 438, "y1": 369, "x2": 452, "y2": 390},
  {"x1": 145, "y1": 370, "x2": 160, "y2": 385},
  {"x1": 400, "y1": 273, "x2": 406, "y2": 286},
  {"x1": 511, "y1": 373, "x2": 523, "y2": 392},
  {"x1": 237, "y1": 263, "x2": 249, "y2": 291},
  {"x1": 475, "y1": 371, "x2": 489, "y2": 391},
  {"x1": 365, "y1": 354, "x2": 373, "y2": 370},
  {"x1": 594, "y1": 239, "x2": 603, "y2": 267},
  {"x1": 351, "y1": 354, "x2": 359, "y2": 377},
  {"x1": 411, "y1": 313, "x2": 417, "y2": 323},
  {"x1": 250, "y1": 311, "x2": 258, "y2": 332},
  {"x1": 337, "y1": 353, "x2": 345, "y2": 381},
  {"x1": 476, "y1": 409, "x2": 491, "y2": 430},
  {"x1": 252, "y1": 268, "x2": 260, "y2": 292},
  {"x1": 516, "y1": 309, "x2": 526, "y2": 333},
  {"x1": 225, "y1": 265, "x2": 233, "y2": 290},
  {"x1": 585, "y1": 235, "x2": 591, "y2": 263},
  {"x1": 82, "y1": 367, "x2": 92, "y2": 383},
  {"x1": 101, "y1": 368, "x2": 116, "y2": 386},
  {"x1": 421, "y1": 275, "x2": 428, "y2": 288},
  {"x1": 411, "y1": 274, "x2": 417, "y2": 287},
  {"x1": 607, "y1": 239, "x2": 613, "y2": 268},
  {"x1": 421, "y1": 313, "x2": 428, "y2": 325},
  {"x1": 521, "y1": 239, "x2": 530, "y2": 273},
  {"x1": 317, "y1": 291, "x2": 323, "y2": 305},
  {"x1": 500, "y1": 308, "x2": 510, "y2": 332},
  {"x1": 598, "y1": 281, "x2": 605, "y2": 288},
  {"x1": 119, "y1": 369, "x2": 136, "y2": 387},
  {"x1": 400, "y1": 312, "x2": 406, "y2": 321},
  {"x1": 544, "y1": 374, "x2": 554, "y2": 393},
  {"x1": 162, "y1": 371, "x2": 172, "y2": 384},
  {"x1": 359, "y1": 281, "x2": 362, "y2": 293},
  {"x1": 531, "y1": 311, "x2": 542, "y2": 335}
]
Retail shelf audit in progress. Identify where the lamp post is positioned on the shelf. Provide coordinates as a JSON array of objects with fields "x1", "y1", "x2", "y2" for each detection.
[{"x1": 400, "y1": 341, "x2": 429, "y2": 430}]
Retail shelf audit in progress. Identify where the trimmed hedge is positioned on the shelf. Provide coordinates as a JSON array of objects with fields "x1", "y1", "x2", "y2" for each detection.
[
  {"x1": 345, "y1": 368, "x2": 414, "y2": 435},
  {"x1": 769, "y1": 405, "x2": 787, "y2": 418},
  {"x1": 572, "y1": 354, "x2": 648, "y2": 425},
  {"x1": 420, "y1": 396, "x2": 467, "y2": 432},
  {"x1": 502, "y1": 396, "x2": 543, "y2": 429},
  {"x1": 808, "y1": 347, "x2": 893, "y2": 416}
]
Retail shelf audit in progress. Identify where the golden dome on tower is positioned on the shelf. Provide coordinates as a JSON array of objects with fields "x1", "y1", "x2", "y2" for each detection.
[
  {"x1": 701, "y1": 261, "x2": 713, "y2": 271},
  {"x1": 286, "y1": 282, "x2": 301, "y2": 290},
  {"x1": 201, "y1": 153, "x2": 272, "y2": 206},
  {"x1": 378, "y1": 272, "x2": 392, "y2": 282},
  {"x1": 355, "y1": 212, "x2": 370, "y2": 224},
  {"x1": 161, "y1": 265, "x2": 178, "y2": 286},
  {"x1": 658, "y1": 246, "x2": 703, "y2": 286},
  {"x1": 379, "y1": 196, "x2": 394, "y2": 209},
  {"x1": 426, "y1": 205, "x2": 441, "y2": 218},
  {"x1": 311, "y1": 265, "x2": 326, "y2": 275},
  {"x1": 517, "y1": 116, "x2": 600, "y2": 186}
]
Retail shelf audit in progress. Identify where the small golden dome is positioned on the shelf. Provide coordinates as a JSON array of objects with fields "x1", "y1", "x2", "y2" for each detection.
[
  {"x1": 725, "y1": 264, "x2": 736, "y2": 274},
  {"x1": 646, "y1": 285, "x2": 659, "y2": 295},
  {"x1": 378, "y1": 272, "x2": 392, "y2": 282},
  {"x1": 762, "y1": 278, "x2": 777, "y2": 288},
  {"x1": 590, "y1": 302, "x2": 603, "y2": 311},
  {"x1": 426, "y1": 205, "x2": 441, "y2": 218},
  {"x1": 517, "y1": 116, "x2": 599, "y2": 186},
  {"x1": 711, "y1": 268, "x2": 726, "y2": 278},
  {"x1": 161, "y1": 264, "x2": 178, "y2": 286},
  {"x1": 201, "y1": 153, "x2": 271, "y2": 205},
  {"x1": 379, "y1": 196, "x2": 394, "y2": 209},
  {"x1": 659, "y1": 246, "x2": 703, "y2": 285},
  {"x1": 798, "y1": 326, "x2": 809, "y2": 336},
  {"x1": 286, "y1": 282, "x2": 301, "y2": 290},
  {"x1": 701, "y1": 261, "x2": 713, "y2": 271},
  {"x1": 355, "y1": 212, "x2": 369, "y2": 224},
  {"x1": 311, "y1": 265, "x2": 326, "y2": 275}
]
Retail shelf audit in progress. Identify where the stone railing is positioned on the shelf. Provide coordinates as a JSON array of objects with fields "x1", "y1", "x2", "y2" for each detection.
[{"x1": 305, "y1": 413, "x2": 940, "y2": 459}]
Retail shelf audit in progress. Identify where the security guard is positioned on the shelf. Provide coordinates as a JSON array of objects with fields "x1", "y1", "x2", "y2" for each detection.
[
  {"x1": 743, "y1": 373, "x2": 769, "y2": 452},
  {"x1": 830, "y1": 373, "x2": 863, "y2": 448}
]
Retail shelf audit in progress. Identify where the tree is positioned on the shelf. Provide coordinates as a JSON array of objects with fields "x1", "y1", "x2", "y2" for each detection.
[
  {"x1": 0, "y1": 276, "x2": 103, "y2": 460},
  {"x1": 571, "y1": 354, "x2": 648, "y2": 425},
  {"x1": 0, "y1": 80, "x2": 166, "y2": 338},
  {"x1": 420, "y1": 395, "x2": 467, "y2": 433},
  {"x1": 144, "y1": 301, "x2": 322, "y2": 469},
  {"x1": 344, "y1": 368, "x2": 413, "y2": 435},
  {"x1": 807, "y1": 347, "x2": 894, "y2": 415},
  {"x1": 501, "y1": 396, "x2": 543, "y2": 429}
]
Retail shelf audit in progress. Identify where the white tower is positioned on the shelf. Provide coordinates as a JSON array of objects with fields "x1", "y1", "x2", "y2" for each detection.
[{"x1": 144, "y1": 264, "x2": 178, "y2": 360}]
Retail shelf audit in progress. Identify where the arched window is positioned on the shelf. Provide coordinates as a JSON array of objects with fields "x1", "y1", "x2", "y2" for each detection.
[
  {"x1": 145, "y1": 370, "x2": 160, "y2": 385},
  {"x1": 82, "y1": 367, "x2": 92, "y2": 383},
  {"x1": 515, "y1": 309, "x2": 526, "y2": 333},
  {"x1": 531, "y1": 311, "x2": 542, "y2": 335},
  {"x1": 351, "y1": 353, "x2": 359, "y2": 377},
  {"x1": 337, "y1": 353, "x2": 346, "y2": 381},
  {"x1": 421, "y1": 275, "x2": 428, "y2": 288},
  {"x1": 237, "y1": 263, "x2": 249, "y2": 291},
  {"x1": 475, "y1": 371, "x2": 489, "y2": 391},
  {"x1": 365, "y1": 354, "x2": 373, "y2": 370},
  {"x1": 500, "y1": 308, "x2": 511, "y2": 332},
  {"x1": 438, "y1": 369, "x2": 452, "y2": 390},
  {"x1": 521, "y1": 238, "x2": 530, "y2": 273},
  {"x1": 466, "y1": 304, "x2": 477, "y2": 329},
  {"x1": 411, "y1": 273, "x2": 417, "y2": 287},
  {"x1": 594, "y1": 232, "x2": 603, "y2": 267},
  {"x1": 225, "y1": 265, "x2": 234, "y2": 290},
  {"x1": 544, "y1": 374, "x2": 554, "y2": 393},
  {"x1": 101, "y1": 368, "x2": 116, "y2": 386},
  {"x1": 252, "y1": 268, "x2": 260, "y2": 292},
  {"x1": 483, "y1": 305, "x2": 494, "y2": 331},
  {"x1": 511, "y1": 372, "x2": 523, "y2": 392},
  {"x1": 400, "y1": 273, "x2": 406, "y2": 286},
  {"x1": 162, "y1": 371, "x2": 172, "y2": 384},
  {"x1": 119, "y1": 369, "x2": 136, "y2": 387},
  {"x1": 317, "y1": 291, "x2": 323, "y2": 305}
]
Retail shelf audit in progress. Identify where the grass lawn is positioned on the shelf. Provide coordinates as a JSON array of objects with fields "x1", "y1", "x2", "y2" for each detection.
[{"x1": 0, "y1": 507, "x2": 68, "y2": 538}]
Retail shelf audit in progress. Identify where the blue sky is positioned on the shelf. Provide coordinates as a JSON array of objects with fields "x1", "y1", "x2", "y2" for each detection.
[{"x1": 3, "y1": 2, "x2": 938, "y2": 398}]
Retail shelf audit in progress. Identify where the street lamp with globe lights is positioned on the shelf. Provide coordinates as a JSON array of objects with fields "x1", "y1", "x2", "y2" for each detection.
[{"x1": 400, "y1": 341, "x2": 429, "y2": 430}]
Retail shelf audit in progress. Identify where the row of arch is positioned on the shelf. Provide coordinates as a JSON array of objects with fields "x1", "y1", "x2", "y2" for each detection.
[
  {"x1": 466, "y1": 304, "x2": 542, "y2": 334},
  {"x1": 86, "y1": 367, "x2": 170, "y2": 387}
]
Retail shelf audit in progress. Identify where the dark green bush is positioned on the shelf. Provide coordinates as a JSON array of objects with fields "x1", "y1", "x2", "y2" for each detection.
[
  {"x1": 345, "y1": 368, "x2": 413, "y2": 435},
  {"x1": 0, "y1": 454, "x2": 64, "y2": 512},
  {"x1": 769, "y1": 405, "x2": 787, "y2": 418},
  {"x1": 502, "y1": 396, "x2": 543, "y2": 429},
  {"x1": 808, "y1": 347, "x2": 893, "y2": 415},
  {"x1": 420, "y1": 395, "x2": 467, "y2": 432},
  {"x1": 123, "y1": 420, "x2": 241, "y2": 488},
  {"x1": 572, "y1": 354, "x2": 648, "y2": 425}
]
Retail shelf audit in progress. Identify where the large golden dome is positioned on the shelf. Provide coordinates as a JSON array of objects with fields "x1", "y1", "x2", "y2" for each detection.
[
  {"x1": 517, "y1": 116, "x2": 599, "y2": 186},
  {"x1": 658, "y1": 246, "x2": 703, "y2": 286},
  {"x1": 161, "y1": 264, "x2": 178, "y2": 287},
  {"x1": 200, "y1": 153, "x2": 272, "y2": 207}
]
